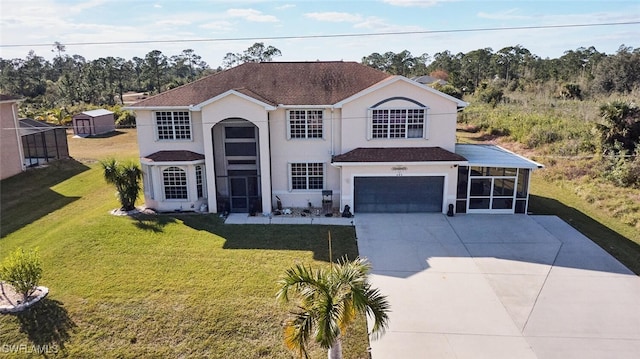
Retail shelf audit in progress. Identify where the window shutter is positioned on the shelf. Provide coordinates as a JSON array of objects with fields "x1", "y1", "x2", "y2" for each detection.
[
  {"x1": 366, "y1": 109, "x2": 372, "y2": 140},
  {"x1": 423, "y1": 108, "x2": 429, "y2": 139},
  {"x1": 322, "y1": 163, "x2": 326, "y2": 190},
  {"x1": 285, "y1": 110, "x2": 292, "y2": 140},
  {"x1": 321, "y1": 109, "x2": 326, "y2": 140},
  {"x1": 287, "y1": 162, "x2": 293, "y2": 191}
]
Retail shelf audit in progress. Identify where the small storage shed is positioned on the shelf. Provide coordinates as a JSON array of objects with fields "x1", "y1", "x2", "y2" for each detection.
[
  {"x1": 20, "y1": 119, "x2": 70, "y2": 166},
  {"x1": 72, "y1": 109, "x2": 115, "y2": 136}
]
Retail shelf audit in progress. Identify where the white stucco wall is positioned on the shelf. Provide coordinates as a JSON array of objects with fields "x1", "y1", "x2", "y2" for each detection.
[
  {"x1": 0, "y1": 101, "x2": 25, "y2": 179},
  {"x1": 132, "y1": 78, "x2": 463, "y2": 214},
  {"x1": 200, "y1": 94, "x2": 272, "y2": 214},
  {"x1": 339, "y1": 79, "x2": 459, "y2": 153},
  {"x1": 135, "y1": 110, "x2": 205, "y2": 156},
  {"x1": 140, "y1": 161, "x2": 207, "y2": 212},
  {"x1": 268, "y1": 107, "x2": 340, "y2": 210}
]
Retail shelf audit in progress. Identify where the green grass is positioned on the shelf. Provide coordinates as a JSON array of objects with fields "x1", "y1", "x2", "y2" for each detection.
[
  {"x1": 1, "y1": 140, "x2": 369, "y2": 358},
  {"x1": 457, "y1": 106, "x2": 640, "y2": 275},
  {"x1": 529, "y1": 175, "x2": 640, "y2": 275}
]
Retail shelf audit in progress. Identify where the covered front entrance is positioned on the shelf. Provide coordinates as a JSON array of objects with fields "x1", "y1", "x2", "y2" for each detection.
[
  {"x1": 228, "y1": 171, "x2": 260, "y2": 213},
  {"x1": 212, "y1": 120, "x2": 262, "y2": 213},
  {"x1": 354, "y1": 176, "x2": 444, "y2": 213}
]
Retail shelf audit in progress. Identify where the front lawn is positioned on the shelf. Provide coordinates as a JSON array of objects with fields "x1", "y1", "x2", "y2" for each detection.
[{"x1": 1, "y1": 157, "x2": 367, "y2": 358}]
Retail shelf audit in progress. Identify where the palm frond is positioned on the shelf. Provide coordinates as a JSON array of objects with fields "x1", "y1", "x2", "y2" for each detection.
[
  {"x1": 283, "y1": 311, "x2": 314, "y2": 359},
  {"x1": 277, "y1": 256, "x2": 390, "y2": 357}
]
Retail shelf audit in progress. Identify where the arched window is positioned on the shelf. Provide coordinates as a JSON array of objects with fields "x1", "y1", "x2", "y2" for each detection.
[{"x1": 163, "y1": 167, "x2": 187, "y2": 200}]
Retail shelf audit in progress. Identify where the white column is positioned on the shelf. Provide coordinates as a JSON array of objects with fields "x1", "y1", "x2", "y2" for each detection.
[
  {"x1": 257, "y1": 120, "x2": 272, "y2": 215},
  {"x1": 202, "y1": 122, "x2": 217, "y2": 213}
]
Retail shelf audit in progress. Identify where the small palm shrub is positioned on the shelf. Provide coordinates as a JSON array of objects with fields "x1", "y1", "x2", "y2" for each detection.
[
  {"x1": 277, "y1": 257, "x2": 390, "y2": 359},
  {"x1": 0, "y1": 248, "x2": 43, "y2": 301},
  {"x1": 100, "y1": 158, "x2": 142, "y2": 211}
]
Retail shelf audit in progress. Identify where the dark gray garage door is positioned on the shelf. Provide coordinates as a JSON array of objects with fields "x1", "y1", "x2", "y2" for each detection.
[{"x1": 354, "y1": 176, "x2": 444, "y2": 213}]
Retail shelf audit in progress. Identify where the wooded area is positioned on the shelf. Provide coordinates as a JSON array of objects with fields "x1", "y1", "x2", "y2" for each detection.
[
  {"x1": 1, "y1": 43, "x2": 638, "y2": 114},
  {"x1": 1, "y1": 42, "x2": 638, "y2": 193}
]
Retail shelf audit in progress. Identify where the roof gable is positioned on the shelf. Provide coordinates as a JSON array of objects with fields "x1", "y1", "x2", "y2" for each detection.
[
  {"x1": 334, "y1": 76, "x2": 468, "y2": 108},
  {"x1": 128, "y1": 62, "x2": 391, "y2": 108}
]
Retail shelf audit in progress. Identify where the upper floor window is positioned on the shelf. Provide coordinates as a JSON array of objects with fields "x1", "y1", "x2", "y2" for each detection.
[
  {"x1": 290, "y1": 162, "x2": 324, "y2": 190},
  {"x1": 156, "y1": 111, "x2": 191, "y2": 140},
  {"x1": 287, "y1": 110, "x2": 323, "y2": 139},
  {"x1": 370, "y1": 108, "x2": 426, "y2": 139}
]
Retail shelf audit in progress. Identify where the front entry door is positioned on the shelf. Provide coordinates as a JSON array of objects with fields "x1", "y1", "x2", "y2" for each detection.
[
  {"x1": 229, "y1": 172, "x2": 259, "y2": 213},
  {"x1": 223, "y1": 124, "x2": 260, "y2": 213}
]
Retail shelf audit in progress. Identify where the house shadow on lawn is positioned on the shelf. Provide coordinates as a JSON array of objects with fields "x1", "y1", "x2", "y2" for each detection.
[
  {"x1": 528, "y1": 194, "x2": 640, "y2": 275},
  {"x1": 177, "y1": 214, "x2": 359, "y2": 262},
  {"x1": 129, "y1": 213, "x2": 179, "y2": 233},
  {"x1": 1, "y1": 159, "x2": 89, "y2": 238},
  {"x1": 11, "y1": 298, "x2": 76, "y2": 352}
]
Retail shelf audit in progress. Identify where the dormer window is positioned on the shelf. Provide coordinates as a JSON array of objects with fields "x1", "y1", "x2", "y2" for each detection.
[
  {"x1": 287, "y1": 110, "x2": 323, "y2": 139},
  {"x1": 369, "y1": 108, "x2": 426, "y2": 139}
]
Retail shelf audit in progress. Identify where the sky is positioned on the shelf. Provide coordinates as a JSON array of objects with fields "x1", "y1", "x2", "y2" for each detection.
[{"x1": 1, "y1": 0, "x2": 639, "y2": 67}]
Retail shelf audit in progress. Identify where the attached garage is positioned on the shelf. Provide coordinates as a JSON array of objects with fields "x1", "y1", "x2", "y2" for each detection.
[
  {"x1": 332, "y1": 147, "x2": 467, "y2": 214},
  {"x1": 354, "y1": 176, "x2": 444, "y2": 213}
]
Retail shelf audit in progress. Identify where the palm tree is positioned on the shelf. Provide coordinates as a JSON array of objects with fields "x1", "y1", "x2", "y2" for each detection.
[
  {"x1": 100, "y1": 158, "x2": 142, "y2": 211},
  {"x1": 277, "y1": 257, "x2": 390, "y2": 359}
]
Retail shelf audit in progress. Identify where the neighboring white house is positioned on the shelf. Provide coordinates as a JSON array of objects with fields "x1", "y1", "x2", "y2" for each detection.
[
  {"x1": 72, "y1": 109, "x2": 115, "y2": 136},
  {"x1": 1, "y1": 94, "x2": 25, "y2": 180},
  {"x1": 127, "y1": 61, "x2": 542, "y2": 215}
]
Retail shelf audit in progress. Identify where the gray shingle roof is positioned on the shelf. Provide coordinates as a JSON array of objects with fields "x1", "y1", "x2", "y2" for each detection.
[
  {"x1": 332, "y1": 147, "x2": 467, "y2": 163},
  {"x1": 143, "y1": 151, "x2": 205, "y2": 162}
]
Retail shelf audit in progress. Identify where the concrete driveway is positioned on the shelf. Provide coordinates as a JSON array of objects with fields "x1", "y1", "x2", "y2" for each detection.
[{"x1": 355, "y1": 214, "x2": 640, "y2": 359}]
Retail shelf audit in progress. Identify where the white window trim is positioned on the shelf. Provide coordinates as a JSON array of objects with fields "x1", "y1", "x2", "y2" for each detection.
[
  {"x1": 195, "y1": 165, "x2": 206, "y2": 199},
  {"x1": 286, "y1": 109, "x2": 325, "y2": 140},
  {"x1": 466, "y1": 169, "x2": 518, "y2": 213},
  {"x1": 142, "y1": 164, "x2": 154, "y2": 200},
  {"x1": 154, "y1": 111, "x2": 193, "y2": 141},
  {"x1": 367, "y1": 107, "x2": 428, "y2": 140},
  {"x1": 287, "y1": 162, "x2": 326, "y2": 192},
  {"x1": 162, "y1": 166, "x2": 189, "y2": 201}
]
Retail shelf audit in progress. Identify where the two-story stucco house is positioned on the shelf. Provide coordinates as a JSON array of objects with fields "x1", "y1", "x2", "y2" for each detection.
[{"x1": 127, "y1": 61, "x2": 541, "y2": 216}]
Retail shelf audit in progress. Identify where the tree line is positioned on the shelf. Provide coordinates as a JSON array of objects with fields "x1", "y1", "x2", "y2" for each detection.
[
  {"x1": 361, "y1": 44, "x2": 640, "y2": 98},
  {"x1": 0, "y1": 42, "x2": 638, "y2": 119}
]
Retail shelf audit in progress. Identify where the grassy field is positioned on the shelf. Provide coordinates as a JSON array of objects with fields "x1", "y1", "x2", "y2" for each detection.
[
  {"x1": 528, "y1": 175, "x2": 640, "y2": 274},
  {"x1": 0, "y1": 131, "x2": 368, "y2": 358},
  {"x1": 458, "y1": 116, "x2": 640, "y2": 275}
]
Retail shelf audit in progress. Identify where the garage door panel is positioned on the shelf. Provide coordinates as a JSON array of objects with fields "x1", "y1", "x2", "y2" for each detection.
[{"x1": 354, "y1": 176, "x2": 444, "y2": 213}]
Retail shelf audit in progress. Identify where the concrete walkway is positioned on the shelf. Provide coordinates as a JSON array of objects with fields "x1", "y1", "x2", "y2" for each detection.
[
  {"x1": 355, "y1": 214, "x2": 640, "y2": 359},
  {"x1": 224, "y1": 213, "x2": 354, "y2": 226}
]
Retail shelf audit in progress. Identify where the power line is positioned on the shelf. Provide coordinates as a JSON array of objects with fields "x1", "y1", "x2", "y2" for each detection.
[{"x1": 2, "y1": 21, "x2": 639, "y2": 48}]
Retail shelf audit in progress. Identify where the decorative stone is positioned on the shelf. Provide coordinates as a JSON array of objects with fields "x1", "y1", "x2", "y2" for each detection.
[{"x1": 0, "y1": 283, "x2": 49, "y2": 314}]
